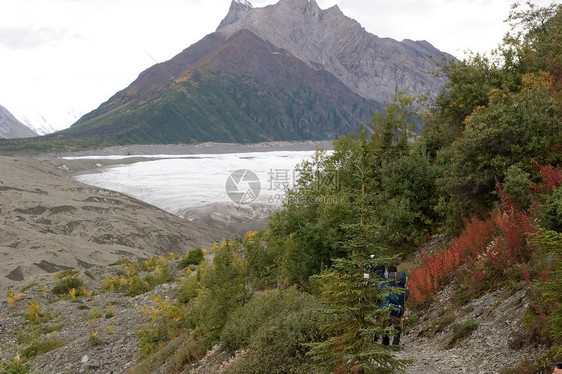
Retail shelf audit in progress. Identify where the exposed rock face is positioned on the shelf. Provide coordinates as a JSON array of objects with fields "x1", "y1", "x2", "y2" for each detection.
[
  {"x1": 217, "y1": 0, "x2": 450, "y2": 104},
  {"x1": 217, "y1": 0, "x2": 253, "y2": 30},
  {"x1": 0, "y1": 105, "x2": 38, "y2": 139}
]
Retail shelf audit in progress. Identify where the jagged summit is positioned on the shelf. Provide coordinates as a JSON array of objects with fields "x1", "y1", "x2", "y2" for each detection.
[
  {"x1": 216, "y1": 0, "x2": 449, "y2": 104},
  {"x1": 217, "y1": 0, "x2": 253, "y2": 30},
  {"x1": 284, "y1": 0, "x2": 320, "y2": 8}
]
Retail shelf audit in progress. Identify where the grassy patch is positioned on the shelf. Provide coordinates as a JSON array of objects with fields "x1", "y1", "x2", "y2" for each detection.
[
  {"x1": 21, "y1": 282, "x2": 39, "y2": 293},
  {"x1": 21, "y1": 339, "x2": 67, "y2": 359},
  {"x1": 418, "y1": 309, "x2": 456, "y2": 337},
  {"x1": 446, "y1": 319, "x2": 478, "y2": 349},
  {"x1": 128, "y1": 334, "x2": 204, "y2": 374},
  {"x1": 84, "y1": 271, "x2": 95, "y2": 280}
]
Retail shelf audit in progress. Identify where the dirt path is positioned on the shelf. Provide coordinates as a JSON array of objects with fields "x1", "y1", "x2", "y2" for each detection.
[
  {"x1": 392, "y1": 287, "x2": 546, "y2": 374},
  {"x1": 396, "y1": 332, "x2": 478, "y2": 374}
]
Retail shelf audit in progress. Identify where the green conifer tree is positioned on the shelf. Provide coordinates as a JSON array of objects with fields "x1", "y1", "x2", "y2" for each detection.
[{"x1": 307, "y1": 157, "x2": 410, "y2": 373}]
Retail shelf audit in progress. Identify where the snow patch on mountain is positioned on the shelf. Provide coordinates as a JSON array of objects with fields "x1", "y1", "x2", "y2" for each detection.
[{"x1": 9, "y1": 105, "x2": 82, "y2": 135}]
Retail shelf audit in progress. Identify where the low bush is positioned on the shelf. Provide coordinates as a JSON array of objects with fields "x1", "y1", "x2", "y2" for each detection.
[
  {"x1": 129, "y1": 334, "x2": 205, "y2": 374},
  {"x1": 127, "y1": 275, "x2": 153, "y2": 297},
  {"x1": 104, "y1": 256, "x2": 176, "y2": 296},
  {"x1": 51, "y1": 277, "x2": 83, "y2": 296},
  {"x1": 221, "y1": 288, "x2": 325, "y2": 374},
  {"x1": 0, "y1": 354, "x2": 36, "y2": 374},
  {"x1": 138, "y1": 318, "x2": 181, "y2": 358},
  {"x1": 176, "y1": 275, "x2": 201, "y2": 304},
  {"x1": 105, "y1": 304, "x2": 116, "y2": 319},
  {"x1": 188, "y1": 239, "x2": 249, "y2": 349},
  {"x1": 25, "y1": 299, "x2": 52, "y2": 324},
  {"x1": 499, "y1": 358, "x2": 537, "y2": 374},
  {"x1": 88, "y1": 331, "x2": 103, "y2": 346},
  {"x1": 137, "y1": 294, "x2": 186, "y2": 357},
  {"x1": 180, "y1": 249, "x2": 204, "y2": 268}
]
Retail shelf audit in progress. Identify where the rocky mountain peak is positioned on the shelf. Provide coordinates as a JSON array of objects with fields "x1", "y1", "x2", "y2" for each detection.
[
  {"x1": 216, "y1": 0, "x2": 450, "y2": 104},
  {"x1": 217, "y1": 0, "x2": 253, "y2": 30},
  {"x1": 38, "y1": 0, "x2": 453, "y2": 149},
  {"x1": 282, "y1": 0, "x2": 320, "y2": 10}
]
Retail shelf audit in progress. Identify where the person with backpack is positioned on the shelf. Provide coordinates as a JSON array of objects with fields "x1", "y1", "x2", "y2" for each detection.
[
  {"x1": 381, "y1": 265, "x2": 409, "y2": 346},
  {"x1": 371, "y1": 264, "x2": 387, "y2": 343}
]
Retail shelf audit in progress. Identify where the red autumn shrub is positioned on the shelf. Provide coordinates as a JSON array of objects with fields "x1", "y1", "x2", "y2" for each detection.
[
  {"x1": 408, "y1": 217, "x2": 497, "y2": 303},
  {"x1": 408, "y1": 265, "x2": 434, "y2": 303},
  {"x1": 486, "y1": 182, "x2": 537, "y2": 271},
  {"x1": 533, "y1": 161, "x2": 562, "y2": 193},
  {"x1": 449, "y1": 217, "x2": 497, "y2": 265},
  {"x1": 408, "y1": 165, "x2": 556, "y2": 304}
]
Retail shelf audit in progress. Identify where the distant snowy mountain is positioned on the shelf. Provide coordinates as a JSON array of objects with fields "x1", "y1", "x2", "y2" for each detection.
[
  {"x1": 0, "y1": 105, "x2": 38, "y2": 139},
  {"x1": 20, "y1": 114, "x2": 59, "y2": 136},
  {"x1": 9, "y1": 106, "x2": 81, "y2": 135},
  {"x1": 234, "y1": 0, "x2": 253, "y2": 7}
]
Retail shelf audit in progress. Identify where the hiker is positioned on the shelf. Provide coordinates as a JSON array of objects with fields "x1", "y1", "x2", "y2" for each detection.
[
  {"x1": 554, "y1": 362, "x2": 562, "y2": 374},
  {"x1": 364, "y1": 254, "x2": 386, "y2": 281},
  {"x1": 373, "y1": 265, "x2": 386, "y2": 280},
  {"x1": 381, "y1": 265, "x2": 409, "y2": 346},
  {"x1": 371, "y1": 264, "x2": 387, "y2": 343}
]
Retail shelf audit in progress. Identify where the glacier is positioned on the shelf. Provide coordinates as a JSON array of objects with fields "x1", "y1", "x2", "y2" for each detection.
[{"x1": 70, "y1": 150, "x2": 322, "y2": 233}]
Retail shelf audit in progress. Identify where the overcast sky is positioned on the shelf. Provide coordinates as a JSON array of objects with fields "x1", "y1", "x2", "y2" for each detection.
[{"x1": 0, "y1": 0, "x2": 558, "y2": 132}]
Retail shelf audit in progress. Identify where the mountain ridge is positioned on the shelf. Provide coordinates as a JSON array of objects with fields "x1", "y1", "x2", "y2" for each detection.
[
  {"x1": 61, "y1": 27, "x2": 382, "y2": 144},
  {"x1": 64, "y1": 0, "x2": 448, "y2": 143}
]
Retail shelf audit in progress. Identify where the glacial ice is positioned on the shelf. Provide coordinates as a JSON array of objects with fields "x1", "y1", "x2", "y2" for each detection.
[{"x1": 73, "y1": 150, "x2": 318, "y2": 218}]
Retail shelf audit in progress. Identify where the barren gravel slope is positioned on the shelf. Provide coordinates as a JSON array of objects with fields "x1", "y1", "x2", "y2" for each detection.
[{"x1": 0, "y1": 156, "x2": 224, "y2": 292}]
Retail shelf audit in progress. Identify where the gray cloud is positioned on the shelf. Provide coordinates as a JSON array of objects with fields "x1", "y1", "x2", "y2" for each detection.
[{"x1": 0, "y1": 26, "x2": 71, "y2": 50}]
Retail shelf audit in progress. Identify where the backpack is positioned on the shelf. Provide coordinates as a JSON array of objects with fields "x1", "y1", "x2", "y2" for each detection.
[{"x1": 382, "y1": 271, "x2": 409, "y2": 317}]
